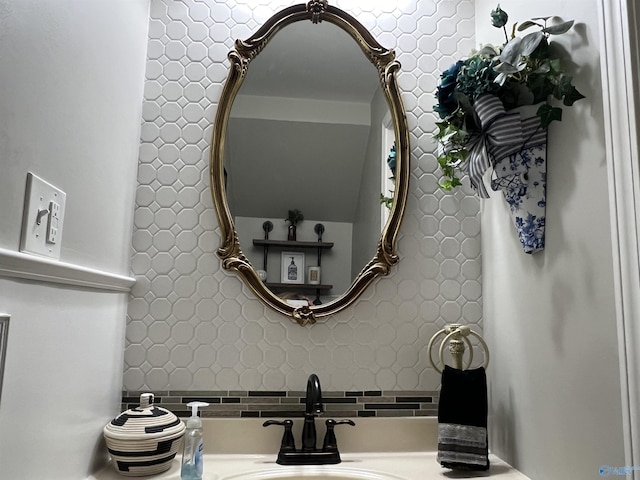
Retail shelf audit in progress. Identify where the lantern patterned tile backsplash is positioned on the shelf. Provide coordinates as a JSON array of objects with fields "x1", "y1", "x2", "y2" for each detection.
[{"x1": 125, "y1": 0, "x2": 481, "y2": 396}]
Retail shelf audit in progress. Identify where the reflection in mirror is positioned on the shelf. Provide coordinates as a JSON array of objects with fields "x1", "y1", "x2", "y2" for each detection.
[
  {"x1": 210, "y1": 1, "x2": 409, "y2": 325},
  {"x1": 226, "y1": 20, "x2": 389, "y2": 298}
]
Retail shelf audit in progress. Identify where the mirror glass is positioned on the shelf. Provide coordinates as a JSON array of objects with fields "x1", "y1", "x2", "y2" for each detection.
[
  {"x1": 226, "y1": 21, "x2": 389, "y2": 296},
  {"x1": 211, "y1": 2, "x2": 409, "y2": 324}
]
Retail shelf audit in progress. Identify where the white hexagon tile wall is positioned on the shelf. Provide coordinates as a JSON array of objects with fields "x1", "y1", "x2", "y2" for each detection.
[{"x1": 125, "y1": 0, "x2": 480, "y2": 409}]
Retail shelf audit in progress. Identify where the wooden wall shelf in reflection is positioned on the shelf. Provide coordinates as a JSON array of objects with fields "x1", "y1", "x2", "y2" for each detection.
[
  {"x1": 265, "y1": 282, "x2": 333, "y2": 291},
  {"x1": 254, "y1": 238, "x2": 334, "y2": 305},
  {"x1": 252, "y1": 239, "x2": 334, "y2": 249}
]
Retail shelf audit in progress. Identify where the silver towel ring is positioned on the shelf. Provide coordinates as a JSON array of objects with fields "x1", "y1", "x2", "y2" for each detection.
[{"x1": 427, "y1": 324, "x2": 490, "y2": 374}]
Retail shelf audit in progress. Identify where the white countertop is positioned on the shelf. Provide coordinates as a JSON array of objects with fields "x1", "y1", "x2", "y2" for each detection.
[
  {"x1": 91, "y1": 417, "x2": 529, "y2": 480},
  {"x1": 91, "y1": 452, "x2": 530, "y2": 480}
]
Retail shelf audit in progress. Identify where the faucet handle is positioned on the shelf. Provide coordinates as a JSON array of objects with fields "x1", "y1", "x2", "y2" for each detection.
[
  {"x1": 322, "y1": 419, "x2": 355, "y2": 453},
  {"x1": 263, "y1": 419, "x2": 296, "y2": 452}
]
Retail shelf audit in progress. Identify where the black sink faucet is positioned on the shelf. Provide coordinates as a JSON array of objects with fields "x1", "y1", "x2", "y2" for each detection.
[
  {"x1": 263, "y1": 373, "x2": 354, "y2": 465},
  {"x1": 302, "y1": 373, "x2": 324, "y2": 451}
]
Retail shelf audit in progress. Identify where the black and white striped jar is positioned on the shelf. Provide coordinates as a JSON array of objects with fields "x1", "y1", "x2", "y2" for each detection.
[{"x1": 103, "y1": 393, "x2": 186, "y2": 477}]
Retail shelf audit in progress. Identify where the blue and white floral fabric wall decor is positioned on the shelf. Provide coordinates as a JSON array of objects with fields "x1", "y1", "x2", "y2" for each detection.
[
  {"x1": 461, "y1": 95, "x2": 548, "y2": 254},
  {"x1": 490, "y1": 123, "x2": 547, "y2": 254}
]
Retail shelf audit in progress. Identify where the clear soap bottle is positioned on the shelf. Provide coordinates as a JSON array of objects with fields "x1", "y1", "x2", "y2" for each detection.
[{"x1": 181, "y1": 401, "x2": 209, "y2": 480}]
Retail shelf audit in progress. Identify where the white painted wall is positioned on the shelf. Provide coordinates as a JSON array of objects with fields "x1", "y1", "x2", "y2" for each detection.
[
  {"x1": 0, "y1": 0, "x2": 149, "y2": 478},
  {"x1": 476, "y1": 1, "x2": 626, "y2": 478},
  {"x1": 0, "y1": 281, "x2": 129, "y2": 479},
  {"x1": 352, "y1": 87, "x2": 387, "y2": 279}
]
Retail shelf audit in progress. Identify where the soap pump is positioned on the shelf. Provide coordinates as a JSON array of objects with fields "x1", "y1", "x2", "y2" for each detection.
[{"x1": 181, "y1": 401, "x2": 209, "y2": 480}]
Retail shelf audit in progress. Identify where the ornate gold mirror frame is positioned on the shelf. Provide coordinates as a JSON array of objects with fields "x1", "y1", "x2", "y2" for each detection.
[{"x1": 210, "y1": 0, "x2": 410, "y2": 325}]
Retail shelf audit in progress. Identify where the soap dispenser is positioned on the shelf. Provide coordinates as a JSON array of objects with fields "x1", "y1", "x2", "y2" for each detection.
[{"x1": 181, "y1": 401, "x2": 209, "y2": 480}]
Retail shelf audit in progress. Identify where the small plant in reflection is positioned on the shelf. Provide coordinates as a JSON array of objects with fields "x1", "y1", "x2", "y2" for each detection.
[{"x1": 285, "y1": 209, "x2": 304, "y2": 226}]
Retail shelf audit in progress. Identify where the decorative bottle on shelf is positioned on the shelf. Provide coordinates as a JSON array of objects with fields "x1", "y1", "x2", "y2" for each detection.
[
  {"x1": 285, "y1": 209, "x2": 303, "y2": 240},
  {"x1": 287, "y1": 224, "x2": 297, "y2": 241},
  {"x1": 288, "y1": 257, "x2": 298, "y2": 281}
]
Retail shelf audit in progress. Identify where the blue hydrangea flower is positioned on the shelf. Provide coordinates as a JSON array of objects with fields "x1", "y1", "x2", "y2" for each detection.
[
  {"x1": 387, "y1": 144, "x2": 397, "y2": 176},
  {"x1": 434, "y1": 60, "x2": 464, "y2": 119}
]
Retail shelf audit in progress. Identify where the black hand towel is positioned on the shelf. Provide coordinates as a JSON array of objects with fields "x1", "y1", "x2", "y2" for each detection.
[{"x1": 437, "y1": 365, "x2": 489, "y2": 471}]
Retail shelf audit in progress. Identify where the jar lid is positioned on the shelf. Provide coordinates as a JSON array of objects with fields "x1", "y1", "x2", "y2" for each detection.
[{"x1": 103, "y1": 393, "x2": 185, "y2": 440}]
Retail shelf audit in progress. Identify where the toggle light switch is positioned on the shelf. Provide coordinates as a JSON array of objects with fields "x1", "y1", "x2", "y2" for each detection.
[{"x1": 20, "y1": 172, "x2": 66, "y2": 259}]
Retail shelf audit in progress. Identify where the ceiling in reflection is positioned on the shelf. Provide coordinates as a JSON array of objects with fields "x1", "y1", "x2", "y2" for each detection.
[
  {"x1": 225, "y1": 20, "x2": 381, "y2": 223},
  {"x1": 239, "y1": 21, "x2": 379, "y2": 102}
]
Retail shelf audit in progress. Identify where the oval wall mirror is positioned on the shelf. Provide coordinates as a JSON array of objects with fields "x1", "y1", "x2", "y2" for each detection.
[{"x1": 210, "y1": 0, "x2": 409, "y2": 325}]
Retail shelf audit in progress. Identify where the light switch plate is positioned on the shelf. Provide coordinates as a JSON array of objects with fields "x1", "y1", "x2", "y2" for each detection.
[{"x1": 20, "y1": 172, "x2": 66, "y2": 259}]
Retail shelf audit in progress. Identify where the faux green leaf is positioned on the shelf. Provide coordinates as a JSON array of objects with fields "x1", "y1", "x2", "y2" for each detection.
[
  {"x1": 548, "y1": 58, "x2": 562, "y2": 74},
  {"x1": 533, "y1": 61, "x2": 551, "y2": 74},
  {"x1": 528, "y1": 74, "x2": 554, "y2": 104},
  {"x1": 549, "y1": 76, "x2": 586, "y2": 106},
  {"x1": 555, "y1": 75, "x2": 573, "y2": 97},
  {"x1": 537, "y1": 103, "x2": 562, "y2": 128},
  {"x1": 499, "y1": 36, "x2": 523, "y2": 64},
  {"x1": 380, "y1": 194, "x2": 393, "y2": 209},
  {"x1": 439, "y1": 177, "x2": 463, "y2": 191},
  {"x1": 517, "y1": 20, "x2": 542, "y2": 31},
  {"x1": 434, "y1": 121, "x2": 450, "y2": 138},
  {"x1": 562, "y1": 83, "x2": 586, "y2": 106},
  {"x1": 529, "y1": 37, "x2": 550, "y2": 60},
  {"x1": 543, "y1": 20, "x2": 575, "y2": 35},
  {"x1": 520, "y1": 31, "x2": 544, "y2": 56},
  {"x1": 454, "y1": 92, "x2": 475, "y2": 117}
]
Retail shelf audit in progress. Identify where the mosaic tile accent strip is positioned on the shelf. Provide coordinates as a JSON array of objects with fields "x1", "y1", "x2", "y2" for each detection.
[
  {"x1": 125, "y1": 0, "x2": 481, "y2": 393},
  {"x1": 122, "y1": 390, "x2": 440, "y2": 418}
]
